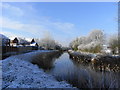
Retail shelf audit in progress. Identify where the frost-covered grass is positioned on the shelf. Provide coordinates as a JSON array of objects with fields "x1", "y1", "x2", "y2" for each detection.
[
  {"x1": 68, "y1": 50, "x2": 95, "y2": 59},
  {"x1": 68, "y1": 50, "x2": 120, "y2": 72},
  {"x1": 66, "y1": 50, "x2": 120, "y2": 88},
  {"x1": 54, "y1": 66, "x2": 120, "y2": 89},
  {"x1": 2, "y1": 50, "x2": 74, "y2": 89}
]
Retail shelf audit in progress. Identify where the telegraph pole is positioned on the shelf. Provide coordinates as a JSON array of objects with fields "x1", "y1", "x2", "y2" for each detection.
[{"x1": 118, "y1": 1, "x2": 120, "y2": 55}]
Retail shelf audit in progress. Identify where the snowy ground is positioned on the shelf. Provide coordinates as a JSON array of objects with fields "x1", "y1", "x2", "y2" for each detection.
[
  {"x1": 68, "y1": 50, "x2": 120, "y2": 58},
  {"x1": 1, "y1": 50, "x2": 75, "y2": 89},
  {"x1": 68, "y1": 50, "x2": 96, "y2": 58}
]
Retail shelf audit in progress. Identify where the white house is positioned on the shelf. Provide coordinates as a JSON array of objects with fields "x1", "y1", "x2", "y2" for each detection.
[{"x1": 101, "y1": 45, "x2": 112, "y2": 54}]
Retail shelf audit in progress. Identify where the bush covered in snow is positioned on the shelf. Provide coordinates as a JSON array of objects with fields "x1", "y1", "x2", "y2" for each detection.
[
  {"x1": 108, "y1": 34, "x2": 119, "y2": 54},
  {"x1": 69, "y1": 30, "x2": 105, "y2": 53},
  {"x1": 36, "y1": 33, "x2": 62, "y2": 50}
]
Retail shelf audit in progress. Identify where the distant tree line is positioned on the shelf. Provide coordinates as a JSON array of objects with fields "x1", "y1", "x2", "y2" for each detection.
[
  {"x1": 34, "y1": 33, "x2": 62, "y2": 50},
  {"x1": 108, "y1": 34, "x2": 119, "y2": 54},
  {"x1": 69, "y1": 30, "x2": 119, "y2": 54}
]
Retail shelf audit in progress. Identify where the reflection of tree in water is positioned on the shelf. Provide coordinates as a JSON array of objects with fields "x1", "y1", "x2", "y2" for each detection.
[
  {"x1": 32, "y1": 51, "x2": 63, "y2": 70},
  {"x1": 69, "y1": 54, "x2": 91, "y2": 67},
  {"x1": 91, "y1": 55, "x2": 120, "y2": 72},
  {"x1": 69, "y1": 53, "x2": 120, "y2": 72}
]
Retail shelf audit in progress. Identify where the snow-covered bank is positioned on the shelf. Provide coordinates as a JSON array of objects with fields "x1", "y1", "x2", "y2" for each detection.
[
  {"x1": 68, "y1": 50, "x2": 97, "y2": 57},
  {"x1": 7, "y1": 50, "x2": 56, "y2": 62},
  {"x1": 68, "y1": 50, "x2": 120, "y2": 72},
  {"x1": 2, "y1": 50, "x2": 75, "y2": 89},
  {"x1": 68, "y1": 50, "x2": 120, "y2": 59},
  {"x1": 68, "y1": 50, "x2": 93, "y2": 62}
]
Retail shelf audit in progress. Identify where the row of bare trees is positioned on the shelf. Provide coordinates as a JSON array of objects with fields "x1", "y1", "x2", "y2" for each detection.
[{"x1": 35, "y1": 33, "x2": 62, "y2": 50}]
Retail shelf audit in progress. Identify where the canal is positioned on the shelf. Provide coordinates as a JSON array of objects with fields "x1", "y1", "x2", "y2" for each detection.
[{"x1": 32, "y1": 51, "x2": 120, "y2": 88}]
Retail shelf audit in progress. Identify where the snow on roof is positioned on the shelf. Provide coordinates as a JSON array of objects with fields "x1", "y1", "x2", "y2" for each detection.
[
  {"x1": 103, "y1": 44, "x2": 109, "y2": 46},
  {"x1": 30, "y1": 42, "x2": 37, "y2": 46},
  {"x1": 9, "y1": 37, "x2": 30, "y2": 44},
  {"x1": 25, "y1": 38, "x2": 32, "y2": 42},
  {"x1": 18, "y1": 39, "x2": 29, "y2": 44},
  {"x1": 0, "y1": 34, "x2": 9, "y2": 39},
  {"x1": 9, "y1": 36, "x2": 15, "y2": 40}
]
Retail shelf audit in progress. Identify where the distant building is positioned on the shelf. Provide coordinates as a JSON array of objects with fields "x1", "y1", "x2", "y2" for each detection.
[
  {"x1": 10, "y1": 37, "x2": 19, "y2": 46},
  {"x1": 31, "y1": 39, "x2": 35, "y2": 44},
  {"x1": 30, "y1": 39, "x2": 39, "y2": 50},
  {"x1": 9, "y1": 37, "x2": 39, "y2": 50},
  {"x1": 30, "y1": 42, "x2": 38, "y2": 47},
  {"x1": 30, "y1": 39, "x2": 39, "y2": 47},
  {"x1": 101, "y1": 45, "x2": 112, "y2": 54},
  {"x1": 10, "y1": 37, "x2": 31, "y2": 46}
]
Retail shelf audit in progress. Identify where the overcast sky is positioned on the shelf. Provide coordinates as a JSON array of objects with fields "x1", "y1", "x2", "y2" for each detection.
[{"x1": 1, "y1": 2, "x2": 118, "y2": 46}]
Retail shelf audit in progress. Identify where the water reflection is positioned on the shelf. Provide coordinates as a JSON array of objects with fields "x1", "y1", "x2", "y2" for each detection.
[
  {"x1": 69, "y1": 53, "x2": 120, "y2": 72},
  {"x1": 48, "y1": 53, "x2": 76, "y2": 76},
  {"x1": 69, "y1": 54, "x2": 91, "y2": 66},
  {"x1": 32, "y1": 51, "x2": 120, "y2": 88},
  {"x1": 91, "y1": 56, "x2": 120, "y2": 72},
  {"x1": 32, "y1": 51, "x2": 63, "y2": 70},
  {"x1": 32, "y1": 51, "x2": 120, "y2": 72}
]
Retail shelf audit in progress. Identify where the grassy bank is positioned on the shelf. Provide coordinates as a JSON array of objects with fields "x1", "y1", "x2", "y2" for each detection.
[{"x1": 54, "y1": 65, "x2": 120, "y2": 89}]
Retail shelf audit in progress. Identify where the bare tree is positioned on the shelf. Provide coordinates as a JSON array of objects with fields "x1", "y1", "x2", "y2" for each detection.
[
  {"x1": 39, "y1": 32, "x2": 60, "y2": 50},
  {"x1": 108, "y1": 34, "x2": 119, "y2": 54},
  {"x1": 70, "y1": 30, "x2": 105, "y2": 53}
]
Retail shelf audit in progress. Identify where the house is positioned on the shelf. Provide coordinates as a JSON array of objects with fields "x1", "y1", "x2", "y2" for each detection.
[
  {"x1": 9, "y1": 37, "x2": 39, "y2": 50},
  {"x1": 10, "y1": 37, "x2": 31, "y2": 46},
  {"x1": 30, "y1": 39, "x2": 39, "y2": 50},
  {"x1": 10, "y1": 37, "x2": 19, "y2": 46},
  {"x1": 30, "y1": 39, "x2": 38, "y2": 46},
  {"x1": 30, "y1": 42, "x2": 38, "y2": 47},
  {"x1": 101, "y1": 45, "x2": 112, "y2": 54},
  {"x1": 18, "y1": 38, "x2": 30, "y2": 46},
  {"x1": 31, "y1": 39, "x2": 35, "y2": 44}
]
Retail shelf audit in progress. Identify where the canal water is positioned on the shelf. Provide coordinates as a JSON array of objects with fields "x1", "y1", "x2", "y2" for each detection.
[
  {"x1": 32, "y1": 51, "x2": 120, "y2": 88},
  {"x1": 46, "y1": 52, "x2": 92, "y2": 75}
]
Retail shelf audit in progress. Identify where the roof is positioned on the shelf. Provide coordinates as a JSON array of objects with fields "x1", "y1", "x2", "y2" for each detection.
[
  {"x1": 30, "y1": 42, "x2": 38, "y2": 46},
  {"x1": 0, "y1": 34, "x2": 9, "y2": 40}
]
